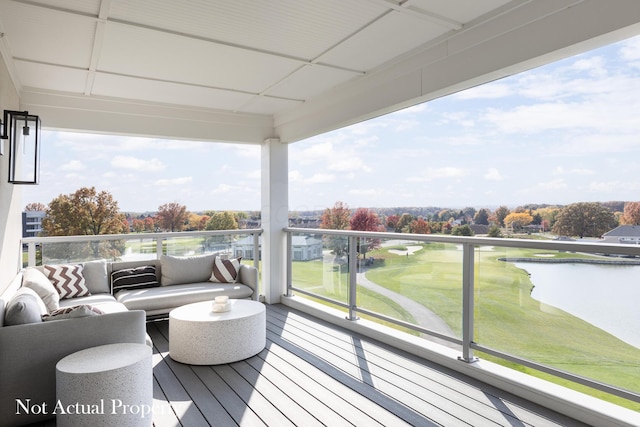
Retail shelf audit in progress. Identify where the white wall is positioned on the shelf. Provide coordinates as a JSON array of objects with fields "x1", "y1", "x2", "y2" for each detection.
[{"x1": 0, "y1": 53, "x2": 22, "y2": 294}]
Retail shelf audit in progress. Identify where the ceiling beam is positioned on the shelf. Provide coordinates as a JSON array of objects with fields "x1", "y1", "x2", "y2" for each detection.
[
  {"x1": 361, "y1": 0, "x2": 463, "y2": 30},
  {"x1": 274, "y1": 0, "x2": 640, "y2": 143}
]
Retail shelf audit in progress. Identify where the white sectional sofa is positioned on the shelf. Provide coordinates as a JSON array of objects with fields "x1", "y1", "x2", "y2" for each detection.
[{"x1": 0, "y1": 253, "x2": 258, "y2": 426}]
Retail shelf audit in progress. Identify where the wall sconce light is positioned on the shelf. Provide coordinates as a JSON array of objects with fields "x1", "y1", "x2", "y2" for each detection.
[{"x1": 0, "y1": 110, "x2": 41, "y2": 184}]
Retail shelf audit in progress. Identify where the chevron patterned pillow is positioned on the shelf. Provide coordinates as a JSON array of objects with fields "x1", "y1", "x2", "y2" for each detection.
[{"x1": 43, "y1": 264, "x2": 91, "y2": 299}]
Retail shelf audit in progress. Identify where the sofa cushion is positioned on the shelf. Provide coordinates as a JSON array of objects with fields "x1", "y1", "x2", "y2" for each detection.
[
  {"x1": 59, "y1": 294, "x2": 119, "y2": 307},
  {"x1": 116, "y1": 282, "x2": 253, "y2": 312},
  {"x1": 82, "y1": 260, "x2": 110, "y2": 294},
  {"x1": 4, "y1": 288, "x2": 47, "y2": 325},
  {"x1": 43, "y1": 264, "x2": 91, "y2": 299},
  {"x1": 42, "y1": 305, "x2": 104, "y2": 321},
  {"x1": 22, "y1": 267, "x2": 60, "y2": 312},
  {"x1": 160, "y1": 253, "x2": 216, "y2": 286},
  {"x1": 112, "y1": 265, "x2": 159, "y2": 293},
  {"x1": 210, "y1": 257, "x2": 242, "y2": 283}
]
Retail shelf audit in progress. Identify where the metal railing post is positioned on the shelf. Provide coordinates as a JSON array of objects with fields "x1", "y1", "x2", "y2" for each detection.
[
  {"x1": 28, "y1": 242, "x2": 36, "y2": 267},
  {"x1": 285, "y1": 232, "x2": 293, "y2": 297},
  {"x1": 253, "y1": 232, "x2": 260, "y2": 270},
  {"x1": 347, "y1": 235, "x2": 359, "y2": 320},
  {"x1": 156, "y1": 238, "x2": 163, "y2": 259},
  {"x1": 460, "y1": 243, "x2": 478, "y2": 363}
]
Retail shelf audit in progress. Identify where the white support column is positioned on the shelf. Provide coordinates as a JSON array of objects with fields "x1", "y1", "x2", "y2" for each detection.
[{"x1": 261, "y1": 138, "x2": 288, "y2": 304}]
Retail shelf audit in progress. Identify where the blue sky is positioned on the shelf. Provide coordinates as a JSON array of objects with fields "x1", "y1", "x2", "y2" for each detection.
[{"x1": 24, "y1": 35, "x2": 640, "y2": 213}]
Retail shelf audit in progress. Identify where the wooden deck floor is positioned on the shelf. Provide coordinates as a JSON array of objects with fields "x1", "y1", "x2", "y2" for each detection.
[{"x1": 148, "y1": 303, "x2": 588, "y2": 427}]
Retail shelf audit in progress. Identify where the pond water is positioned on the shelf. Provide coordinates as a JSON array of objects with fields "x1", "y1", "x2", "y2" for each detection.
[{"x1": 514, "y1": 262, "x2": 640, "y2": 348}]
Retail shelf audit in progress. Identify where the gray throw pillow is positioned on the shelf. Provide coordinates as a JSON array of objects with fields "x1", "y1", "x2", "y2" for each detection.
[
  {"x1": 160, "y1": 253, "x2": 216, "y2": 286},
  {"x1": 4, "y1": 288, "x2": 47, "y2": 326},
  {"x1": 82, "y1": 260, "x2": 110, "y2": 294}
]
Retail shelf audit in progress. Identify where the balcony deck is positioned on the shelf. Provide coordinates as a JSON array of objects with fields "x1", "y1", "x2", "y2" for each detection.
[{"x1": 147, "y1": 303, "x2": 587, "y2": 427}]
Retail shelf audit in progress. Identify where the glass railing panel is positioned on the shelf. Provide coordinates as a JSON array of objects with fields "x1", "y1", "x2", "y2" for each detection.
[
  {"x1": 360, "y1": 238, "x2": 463, "y2": 340},
  {"x1": 290, "y1": 231, "x2": 350, "y2": 308},
  {"x1": 474, "y1": 245, "x2": 640, "y2": 405},
  {"x1": 120, "y1": 237, "x2": 159, "y2": 262},
  {"x1": 162, "y1": 234, "x2": 238, "y2": 257},
  {"x1": 24, "y1": 230, "x2": 262, "y2": 267},
  {"x1": 40, "y1": 239, "x2": 128, "y2": 264}
]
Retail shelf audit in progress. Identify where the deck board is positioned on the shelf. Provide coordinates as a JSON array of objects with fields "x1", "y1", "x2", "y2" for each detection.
[{"x1": 146, "y1": 303, "x2": 587, "y2": 427}]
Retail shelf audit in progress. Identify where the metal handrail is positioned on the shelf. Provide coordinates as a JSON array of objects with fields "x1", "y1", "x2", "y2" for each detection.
[
  {"x1": 284, "y1": 227, "x2": 640, "y2": 404},
  {"x1": 22, "y1": 229, "x2": 263, "y2": 269}
]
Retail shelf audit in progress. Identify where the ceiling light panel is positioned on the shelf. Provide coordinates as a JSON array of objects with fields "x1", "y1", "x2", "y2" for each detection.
[
  {"x1": 107, "y1": 0, "x2": 389, "y2": 60},
  {"x1": 319, "y1": 12, "x2": 449, "y2": 71},
  {"x1": 0, "y1": 1, "x2": 95, "y2": 68},
  {"x1": 97, "y1": 22, "x2": 303, "y2": 94}
]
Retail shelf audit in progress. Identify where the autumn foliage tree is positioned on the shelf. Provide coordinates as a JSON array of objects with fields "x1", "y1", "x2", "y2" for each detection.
[
  {"x1": 42, "y1": 187, "x2": 128, "y2": 259},
  {"x1": 43, "y1": 187, "x2": 127, "y2": 236},
  {"x1": 503, "y1": 212, "x2": 533, "y2": 231},
  {"x1": 25, "y1": 202, "x2": 46, "y2": 211},
  {"x1": 206, "y1": 211, "x2": 238, "y2": 230},
  {"x1": 494, "y1": 206, "x2": 510, "y2": 227},
  {"x1": 620, "y1": 202, "x2": 640, "y2": 225},
  {"x1": 473, "y1": 208, "x2": 490, "y2": 225},
  {"x1": 320, "y1": 201, "x2": 351, "y2": 256},
  {"x1": 157, "y1": 202, "x2": 189, "y2": 232},
  {"x1": 552, "y1": 202, "x2": 617, "y2": 238},
  {"x1": 409, "y1": 218, "x2": 431, "y2": 234},
  {"x1": 349, "y1": 208, "x2": 384, "y2": 259},
  {"x1": 320, "y1": 201, "x2": 350, "y2": 230},
  {"x1": 132, "y1": 219, "x2": 145, "y2": 233}
]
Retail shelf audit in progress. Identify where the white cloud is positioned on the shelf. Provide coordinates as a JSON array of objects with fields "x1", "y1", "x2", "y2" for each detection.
[
  {"x1": 306, "y1": 173, "x2": 335, "y2": 184},
  {"x1": 537, "y1": 179, "x2": 569, "y2": 191},
  {"x1": 619, "y1": 35, "x2": 640, "y2": 61},
  {"x1": 111, "y1": 156, "x2": 165, "y2": 171},
  {"x1": 585, "y1": 181, "x2": 640, "y2": 194},
  {"x1": 553, "y1": 166, "x2": 594, "y2": 175},
  {"x1": 454, "y1": 83, "x2": 512, "y2": 99},
  {"x1": 407, "y1": 167, "x2": 467, "y2": 182},
  {"x1": 211, "y1": 184, "x2": 233, "y2": 194},
  {"x1": 60, "y1": 160, "x2": 85, "y2": 171},
  {"x1": 155, "y1": 177, "x2": 192, "y2": 186},
  {"x1": 349, "y1": 188, "x2": 377, "y2": 196},
  {"x1": 484, "y1": 168, "x2": 503, "y2": 181}
]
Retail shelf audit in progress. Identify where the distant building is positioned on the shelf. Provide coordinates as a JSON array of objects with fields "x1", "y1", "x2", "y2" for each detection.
[
  {"x1": 288, "y1": 216, "x2": 322, "y2": 228},
  {"x1": 22, "y1": 211, "x2": 45, "y2": 238},
  {"x1": 234, "y1": 235, "x2": 323, "y2": 261},
  {"x1": 601, "y1": 225, "x2": 640, "y2": 245}
]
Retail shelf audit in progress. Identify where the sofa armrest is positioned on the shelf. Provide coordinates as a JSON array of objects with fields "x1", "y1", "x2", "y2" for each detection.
[
  {"x1": 0, "y1": 310, "x2": 147, "y2": 426},
  {"x1": 238, "y1": 264, "x2": 259, "y2": 300}
]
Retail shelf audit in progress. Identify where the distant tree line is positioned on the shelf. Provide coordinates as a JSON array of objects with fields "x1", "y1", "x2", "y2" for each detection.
[
  {"x1": 317, "y1": 200, "x2": 638, "y2": 240},
  {"x1": 28, "y1": 188, "x2": 640, "y2": 245}
]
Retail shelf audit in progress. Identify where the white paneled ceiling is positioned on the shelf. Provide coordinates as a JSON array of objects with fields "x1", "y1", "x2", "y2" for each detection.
[{"x1": 1, "y1": 0, "x2": 640, "y2": 143}]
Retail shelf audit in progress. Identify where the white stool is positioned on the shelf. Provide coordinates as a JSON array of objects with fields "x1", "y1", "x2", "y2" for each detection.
[{"x1": 56, "y1": 343, "x2": 152, "y2": 427}]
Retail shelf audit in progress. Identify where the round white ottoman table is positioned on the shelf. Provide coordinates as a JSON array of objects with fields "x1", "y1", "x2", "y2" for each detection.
[
  {"x1": 169, "y1": 299, "x2": 266, "y2": 365},
  {"x1": 56, "y1": 343, "x2": 152, "y2": 427}
]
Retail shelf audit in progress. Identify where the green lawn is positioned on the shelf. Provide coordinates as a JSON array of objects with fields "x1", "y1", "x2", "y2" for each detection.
[{"x1": 293, "y1": 243, "x2": 640, "y2": 411}]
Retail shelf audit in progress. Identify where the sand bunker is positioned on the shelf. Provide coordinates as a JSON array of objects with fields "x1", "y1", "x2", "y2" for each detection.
[{"x1": 388, "y1": 245, "x2": 422, "y2": 256}]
